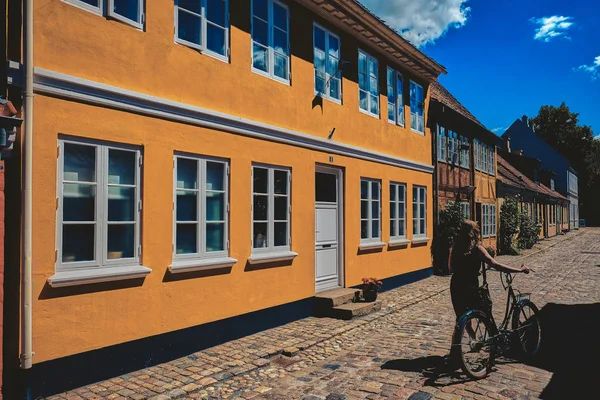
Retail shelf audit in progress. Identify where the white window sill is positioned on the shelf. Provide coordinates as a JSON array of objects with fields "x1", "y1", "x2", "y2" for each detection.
[
  {"x1": 411, "y1": 128, "x2": 425, "y2": 136},
  {"x1": 359, "y1": 107, "x2": 380, "y2": 120},
  {"x1": 388, "y1": 238, "x2": 410, "y2": 247},
  {"x1": 251, "y1": 67, "x2": 290, "y2": 86},
  {"x1": 248, "y1": 251, "x2": 298, "y2": 264},
  {"x1": 411, "y1": 236, "x2": 431, "y2": 244},
  {"x1": 47, "y1": 265, "x2": 151, "y2": 288},
  {"x1": 359, "y1": 241, "x2": 386, "y2": 250},
  {"x1": 169, "y1": 257, "x2": 238, "y2": 273},
  {"x1": 315, "y1": 91, "x2": 342, "y2": 105},
  {"x1": 174, "y1": 39, "x2": 230, "y2": 64}
]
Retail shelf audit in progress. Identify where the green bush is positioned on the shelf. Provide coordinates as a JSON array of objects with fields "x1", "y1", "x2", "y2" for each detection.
[
  {"x1": 517, "y1": 213, "x2": 540, "y2": 249},
  {"x1": 498, "y1": 197, "x2": 520, "y2": 255},
  {"x1": 432, "y1": 201, "x2": 465, "y2": 275}
]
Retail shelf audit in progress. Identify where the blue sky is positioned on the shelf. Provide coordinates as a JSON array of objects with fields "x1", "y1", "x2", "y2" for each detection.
[{"x1": 361, "y1": 0, "x2": 599, "y2": 136}]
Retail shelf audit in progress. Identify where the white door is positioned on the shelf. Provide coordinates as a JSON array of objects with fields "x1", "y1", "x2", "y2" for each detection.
[{"x1": 315, "y1": 167, "x2": 343, "y2": 292}]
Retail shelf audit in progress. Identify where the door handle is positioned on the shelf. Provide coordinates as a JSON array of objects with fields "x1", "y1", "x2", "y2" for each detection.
[{"x1": 322, "y1": 244, "x2": 332, "y2": 248}]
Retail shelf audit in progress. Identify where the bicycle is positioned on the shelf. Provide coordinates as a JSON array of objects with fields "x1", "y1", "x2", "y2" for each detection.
[{"x1": 451, "y1": 266, "x2": 541, "y2": 379}]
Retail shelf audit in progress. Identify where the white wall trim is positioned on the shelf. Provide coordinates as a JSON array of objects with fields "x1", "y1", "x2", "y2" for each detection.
[
  {"x1": 33, "y1": 68, "x2": 434, "y2": 174},
  {"x1": 47, "y1": 265, "x2": 151, "y2": 288}
]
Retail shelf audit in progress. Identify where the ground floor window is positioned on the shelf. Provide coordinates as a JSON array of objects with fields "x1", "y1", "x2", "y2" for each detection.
[
  {"x1": 412, "y1": 186, "x2": 426, "y2": 237},
  {"x1": 389, "y1": 182, "x2": 406, "y2": 239},
  {"x1": 460, "y1": 202, "x2": 470, "y2": 220},
  {"x1": 481, "y1": 203, "x2": 496, "y2": 238},
  {"x1": 361, "y1": 178, "x2": 381, "y2": 241}
]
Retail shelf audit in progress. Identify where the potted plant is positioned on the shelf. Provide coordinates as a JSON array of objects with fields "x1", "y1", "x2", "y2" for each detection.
[{"x1": 361, "y1": 277, "x2": 383, "y2": 302}]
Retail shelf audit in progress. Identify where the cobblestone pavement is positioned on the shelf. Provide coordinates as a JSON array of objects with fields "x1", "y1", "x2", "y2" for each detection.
[{"x1": 49, "y1": 229, "x2": 599, "y2": 400}]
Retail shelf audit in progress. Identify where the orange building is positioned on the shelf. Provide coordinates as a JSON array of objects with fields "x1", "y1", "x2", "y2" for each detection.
[{"x1": 5, "y1": 0, "x2": 445, "y2": 396}]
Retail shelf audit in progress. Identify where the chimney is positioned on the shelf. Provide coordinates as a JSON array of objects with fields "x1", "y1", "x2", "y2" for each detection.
[
  {"x1": 503, "y1": 135, "x2": 511, "y2": 153},
  {"x1": 521, "y1": 115, "x2": 528, "y2": 126}
]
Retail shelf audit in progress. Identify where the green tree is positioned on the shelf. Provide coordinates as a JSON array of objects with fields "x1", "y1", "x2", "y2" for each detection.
[{"x1": 498, "y1": 197, "x2": 520, "y2": 255}]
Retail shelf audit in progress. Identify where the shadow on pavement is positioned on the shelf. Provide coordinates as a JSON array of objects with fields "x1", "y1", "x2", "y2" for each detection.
[
  {"x1": 534, "y1": 302, "x2": 600, "y2": 399},
  {"x1": 381, "y1": 355, "x2": 469, "y2": 387}
]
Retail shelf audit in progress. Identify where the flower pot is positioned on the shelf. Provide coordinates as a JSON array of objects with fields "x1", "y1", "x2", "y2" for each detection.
[{"x1": 363, "y1": 288, "x2": 378, "y2": 302}]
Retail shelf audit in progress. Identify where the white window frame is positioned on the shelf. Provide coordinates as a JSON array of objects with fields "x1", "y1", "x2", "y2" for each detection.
[
  {"x1": 108, "y1": 0, "x2": 144, "y2": 29},
  {"x1": 410, "y1": 80, "x2": 425, "y2": 134},
  {"x1": 482, "y1": 143, "x2": 488, "y2": 174},
  {"x1": 173, "y1": 154, "x2": 230, "y2": 265},
  {"x1": 313, "y1": 23, "x2": 341, "y2": 103},
  {"x1": 387, "y1": 67, "x2": 404, "y2": 126},
  {"x1": 437, "y1": 126, "x2": 447, "y2": 162},
  {"x1": 251, "y1": 164, "x2": 292, "y2": 254},
  {"x1": 490, "y1": 204, "x2": 496, "y2": 237},
  {"x1": 65, "y1": 0, "x2": 103, "y2": 15},
  {"x1": 448, "y1": 130, "x2": 459, "y2": 165},
  {"x1": 251, "y1": 0, "x2": 290, "y2": 84},
  {"x1": 174, "y1": 0, "x2": 230, "y2": 62},
  {"x1": 474, "y1": 139, "x2": 480, "y2": 171},
  {"x1": 482, "y1": 204, "x2": 489, "y2": 237},
  {"x1": 460, "y1": 202, "x2": 470, "y2": 220},
  {"x1": 360, "y1": 178, "x2": 381, "y2": 242},
  {"x1": 389, "y1": 182, "x2": 406, "y2": 240},
  {"x1": 488, "y1": 146, "x2": 495, "y2": 175},
  {"x1": 358, "y1": 49, "x2": 379, "y2": 118},
  {"x1": 56, "y1": 138, "x2": 142, "y2": 272},
  {"x1": 412, "y1": 185, "x2": 427, "y2": 237},
  {"x1": 460, "y1": 135, "x2": 470, "y2": 168}
]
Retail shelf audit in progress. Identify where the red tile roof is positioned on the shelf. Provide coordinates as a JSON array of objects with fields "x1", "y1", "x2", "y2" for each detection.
[
  {"x1": 430, "y1": 80, "x2": 486, "y2": 130},
  {"x1": 497, "y1": 155, "x2": 567, "y2": 201}
]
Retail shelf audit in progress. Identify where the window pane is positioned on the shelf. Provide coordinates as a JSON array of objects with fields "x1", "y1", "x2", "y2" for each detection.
[
  {"x1": 274, "y1": 197, "x2": 287, "y2": 220},
  {"x1": 63, "y1": 184, "x2": 96, "y2": 222},
  {"x1": 369, "y1": 77, "x2": 378, "y2": 96},
  {"x1": 413, "y1": 188, "x2": 418, "y2": 203},
  {"x1": 398, "y1": 185, "x2": 405, "y2": 201},
  {"x1": 113, "y1": 0, "x2": 140, "y2": 23},
  {"x1": 206, "y1": 192, "x2": 224, "y2": 221},
  {"x1": 360, "y1": 200, "x2": 368, "y2": 219},
  {"x1": 327, "y1": 56, "x2": 338, "y2": 76},
  {"x1": 399, "y1": 203, "x2": 405, "y2": 218},
  {"x1": 274, "y1": 222, "x2": 287, "y2": 246},
  {"x1": 177, "y1": 190, "x2": 198, "y2": 221},
  {"x1": 368, "y1": 58, "x2": 377, "y2": 77},
  {"x1": 177, "y1": 158, "x2": 198, "y2": 189},
  {"x1": 359, "y1": 90, "x2": 368, "y2": 111},
  {"x1": 178, "y1": 9, "x2": 201, "y2": 45},
  {"x1": 253, "y1": 195, "x2": 268, "y2": 221},
  {"x1": 274, "y1": 29, "x2": 288, "y2": 55},
  {"x1": 273, "y1": 3, "x2": 287, "y2": 30},
  {"x1": 360, "y1": 180, "x2": 369, "y2": 199},
  {"x1": 176, "y1": 223, "x2": 198, "y2": 254},
  {"x1": 108, "y1": 187, "x2": 135, "y2": 222},
  {"x1": 206, "y1": 161, "x2": 225, "y2": 191},
  {"x1": 253, "y1": 223, "x2": 268, "y2": 248},
  {"x1": 206, "y1": 223, "x2": 224, "y2": 252},
  {"x1": 358, "y1": 52, "x2": 366, "y2": 74},
  {"x1": 371, "y1": 201, "x2": 379, "y2": 219},
  {"x1": 358, "y1": 73, "x2": 366, "y2": 91},
  {"x1": 207, "y1": 24, "x2": 226, "y2": 55},
  {"x1": 109, "y1": 149, "x2": 136, "y2": 185},
  {"x1": 107, "y1": 224, "x2": 135, "y2": 259},
  {"x1": 62, "y1": 224, "x2": 95, "y2": 262},
  {"x1": 315, "y1": 71, "x2": 326, "y2": 94},
  {"x1": 314, "y1": 27, "x2": 325, "y2": 51},
  {"x1": 390, "y1": 202, "x2": 396, "y2": 218},
  {"x1": 316, "y1": 173, "x2": 336, "y2": 202},
  {"x1": 206, "y1": 0, "x2": 226, "y2": 26},
  {"x1": 372, "y1": 184, "x2": 380, "y2": 200},
  {"x1": 361, "y1": 220, "x2": 368, "y2": 239},
  {"x1": 371, "y1": 220, "x2": 379, "y2": 238},
  {"x1": 370, "y1": 95, "x2": 378, "y2": 115},
  {"x1": 388, "y1": 103, "x2": 395, "y2": 121},
  {"x1": 420, "y1": 204, "x2": 426, "y2": 220},
  {"x1": 274, "y1": 53, "x2": 288, "y2": 80},
  {"x1": 390, "y1": 219, "x2": 396, "y2": 236},
  {"x1": 253, "y1": 167, "x2": 268, "y2": 193},
  {"x1": 252, "y1": 18, "x2": 268, "y2": 46},
  {"x1": 314, "y1": 49, "x2": 325, "y2": 71},
  {"x1": 274, "y1": 170, "x2": 288, "y2": 194},
  {"x1": 399, "y1": 221, "x2": 405, "y2": 236},
  {"x1": 179, "y1": 0, "x2": 201, "y2": 14},
  {"x1": 64, "y1": 143, "x2": 96, "y2": 182},
  {"x1": 329, "y1": 78, "x2": 340, "y2": 99},
  {"x1": 413, "y1": 219, "x2": 418, "y2": 235},
  {"x1": 253, "y1": 0, "x2": 268, "y2": 20},
  {"x1": 420, "y1": 219, "x2": 425, "y2": 235},
  {"x1": 328, "y1": 35, "x2": 339, "y2": 58},
  {"x1": 252, "y1": 44, "x2": 269, "y2": 72}
]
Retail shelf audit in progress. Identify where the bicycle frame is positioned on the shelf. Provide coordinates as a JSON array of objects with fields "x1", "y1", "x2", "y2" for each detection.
[{"x1": 485, "y1": 269, "x2": 530, "y2": 335}]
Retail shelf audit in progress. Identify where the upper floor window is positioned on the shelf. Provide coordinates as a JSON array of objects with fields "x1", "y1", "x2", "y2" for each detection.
[
  {"x1": 251, "y1": 0, "x2": 290, "y2": 83},
  {"x1": 390, "y1": 182, "x2": 406, "y2": 239},
  {"x1": 487, "y1": 146, "x2": 495, "y2": 175},
  {"x1": 410, "y1": 81, "x2": 425, "y2": 134},
  {"x1": 66, "y1": 0, "x2": 144, "y2": 29},
  {"x1": 57, "y1": 139, "x2": 142, "y2": 271},
  {"x1": 174, "y1": 155, "x2": 229, "y2": 261},
  {"x1": 252, "y1": 165, "x2": 291, "y2": 252},
  {"x1": 314, "y1": 24, "x2": 341, "y2": 102},
  {"x1": 460, "y1": 202, "x2": 470, "y2": 220},
  {"x1": 448, "y1": 130, "x2": 459, "y2": 165},
  {"x1": 437, "y1": 126, "x2": 447, "y2": 162},
  {"x1": 360, "y1": 179, "x2": 381, "y2": 242},
  {"x1": 387, "y1": 68, "x2": 404, "y2": 126},
  {"x1": 175, "y1": 0, "x2": 229, "y2": 61},
  {"x1": 412, "y1": 186, "x2": 427, "y2": 237},
  {"x1": 460, "y1": 135, "x2": 470, "y2": 168},
  {"x1": 358, "y1": 50, "x2": 379, "y2": 117}
]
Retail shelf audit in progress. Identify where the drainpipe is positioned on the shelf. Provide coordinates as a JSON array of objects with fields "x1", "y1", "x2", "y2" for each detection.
[{"x1": 20, "y1": 0, "x2": 34, "y2": 370}]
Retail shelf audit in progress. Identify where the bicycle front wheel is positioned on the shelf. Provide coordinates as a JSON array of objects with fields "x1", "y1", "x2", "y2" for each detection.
[
  {"x1": 453, "y1": 311, "x2": 495, "y2": 379},
  {"x1": 512, "y1": 301, "x2": 541, "y2": 357}
]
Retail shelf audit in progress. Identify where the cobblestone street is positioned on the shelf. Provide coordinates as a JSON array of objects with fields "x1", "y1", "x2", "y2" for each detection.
[{"x1": 50, "y1": 228, "x2": 600, "y2": 400}]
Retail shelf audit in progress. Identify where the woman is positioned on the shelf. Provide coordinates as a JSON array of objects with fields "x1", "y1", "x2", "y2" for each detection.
[{"x1": 448, "y1": 220, "x2": 529, "y2": 320}]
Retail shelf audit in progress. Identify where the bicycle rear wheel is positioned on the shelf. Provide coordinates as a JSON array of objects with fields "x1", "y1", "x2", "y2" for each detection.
[
  {"x1": 512, "y1": 301, "x2": 541, "y2": 357},
  {"x1": 453, "y1": 311, "x2": 495, "y2": 379}
]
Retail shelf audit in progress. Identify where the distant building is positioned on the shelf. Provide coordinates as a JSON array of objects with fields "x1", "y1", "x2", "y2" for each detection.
[{"x1": 501, "y1": 117, "x2": 579, "y2": 230}]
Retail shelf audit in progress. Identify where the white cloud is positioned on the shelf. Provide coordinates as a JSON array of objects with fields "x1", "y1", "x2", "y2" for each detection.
[
  {"x1": 530, "y1": 15, "x2": 574, "y2": 42},
  {"x1": 491, "y1": 127, "x2": 505, "y2": 134},
  {"x1": 359, "y1": 0, "x2": 471, "y2": 48},
  {"x1": 574, "y1": 56, "x2": 600, "y2": 80}
]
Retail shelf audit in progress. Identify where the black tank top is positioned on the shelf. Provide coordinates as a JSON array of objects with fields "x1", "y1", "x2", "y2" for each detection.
[{"x1": 451, "y1": 246, "x2": 481, "y2": 287}]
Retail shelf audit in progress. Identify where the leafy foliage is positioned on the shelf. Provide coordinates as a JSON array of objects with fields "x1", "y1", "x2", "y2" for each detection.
[
  {"x1": 517, "y1": 213, "x2": 540, "y2": 250},
  {"x1": 432, "y1": 201, "x2": 466, "y2": 275},
  {"x1": 498, "y1": 197, "x2": 520, "y2": 255},
  {"x1": 531, "y1": 103, "x2": 600, "y2": 225}
]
